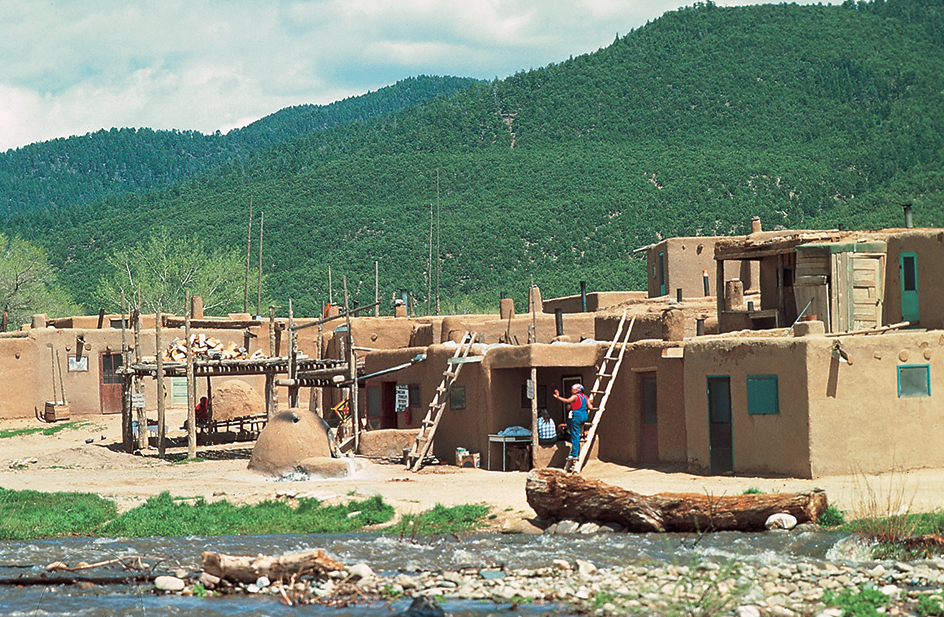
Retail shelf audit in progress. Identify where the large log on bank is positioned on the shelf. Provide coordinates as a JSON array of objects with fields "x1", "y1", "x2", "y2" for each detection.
[
  {"x1": 526, "y1": 469, "x2": 828, "y2": 533},
  {"x1": 202, "y1": 549, "x2": 345, "y2": 584}
]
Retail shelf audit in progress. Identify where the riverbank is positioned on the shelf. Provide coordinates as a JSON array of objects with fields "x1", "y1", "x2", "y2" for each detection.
[{"x1": 1, "y1": 411, "x2": 944, "y2": 531}]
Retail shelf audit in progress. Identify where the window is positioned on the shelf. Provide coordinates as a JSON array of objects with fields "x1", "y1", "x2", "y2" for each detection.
[
  {"x1": 449, "y1": 386, "x2": 466, "y2": 410},
  {"x1": 898, "y1": 365, "x2": 930, "y2": 398},
  {"x1": 408, "y1": 383, "x2": 420, "y2": 407},
  {"x1": 747, "y1": 374, "x2": 779, "y2": 415},
  {"x1": 520, "y1": 384, "x2": 547, "y2": 408},
  {"x1": 101, "y1": 353, "x2": 123, "y2": 385}
]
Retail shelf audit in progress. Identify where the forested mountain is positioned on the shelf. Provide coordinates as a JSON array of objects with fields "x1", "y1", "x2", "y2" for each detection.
[
  {"x1": 2, "y1": 0, "x2": 942, "y2": 318},
  {"x1": 0, "y1": 76, "x2": 481, "y2": 216}
]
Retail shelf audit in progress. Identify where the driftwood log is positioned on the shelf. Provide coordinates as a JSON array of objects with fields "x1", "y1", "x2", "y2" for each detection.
[
  {"x1": 202, "y1": 549, "x2": 345, "y2": 584},
  {"x1": 526, "y1": 469, "x2": 828, "y2": 533}
]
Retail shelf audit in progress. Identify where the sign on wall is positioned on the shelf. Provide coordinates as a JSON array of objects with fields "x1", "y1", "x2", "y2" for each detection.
[
  {"x1": 395, "y1": 384, "x2": 409, "y2": 413},
  {"x1": 68, "y1": 356, "x2": 89, "y2": 372}
]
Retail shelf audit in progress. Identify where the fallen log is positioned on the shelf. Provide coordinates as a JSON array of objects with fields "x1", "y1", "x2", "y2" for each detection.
[
  {"x1": 526, "y1": 469, "x2": 828, "y2": 533},
  {"x1": 202, "y1": 549, "x2": 345, "y2": 584}
]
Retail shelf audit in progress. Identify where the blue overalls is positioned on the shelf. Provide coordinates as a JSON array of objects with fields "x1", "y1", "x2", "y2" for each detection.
[{"x1": 568, "y1": 393, "x2": 589, "y2": 458}]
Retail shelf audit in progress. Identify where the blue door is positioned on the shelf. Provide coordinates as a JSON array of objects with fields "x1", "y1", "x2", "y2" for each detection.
[{"x1": 900, "y1": 252, "x2": 919, "y2": 324}]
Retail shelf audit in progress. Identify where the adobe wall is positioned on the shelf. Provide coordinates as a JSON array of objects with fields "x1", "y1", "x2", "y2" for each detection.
[
  {"x1": 596, "y1": 341, "x2": 687, "y2": 465},
  {"x1": 683, "y1": 335, "x2": 813, "y2": 478},
  {"x1": 0, "y1": 319, "x2": 296, "y2": 420},
  {"x1": 805, "y1": 329, "x2": 944, "y2": 476},
  {"x1": 542, "y1": 292, "x2": 646, "y2": 314},
  {"x1": 647, "y1": 237, "x2": 724, "y2": 299},
  {"x1": 884, "y1": 230, "x2": 944, "y2": 330}
]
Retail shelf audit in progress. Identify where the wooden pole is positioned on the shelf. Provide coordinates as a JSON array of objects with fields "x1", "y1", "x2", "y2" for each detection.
[
  {"x1": 328, "y1": 266, "x2": 333, "y2": 305},
  {"x1": 155, "y1": 310, "x2": 165, "y2": 457},
  {"x1": 343, "y1": 277, "x2": 358, "y2": 452},
  {"x1": 244, "y1": 195, "x2": 253, "y2": 313},
  {"x1": 256, "y1": 210, "x2": 264, "y2": 316},
  {"x1": 120, "y1": 291, "x2": 132, "y2": 453},
  {"x1": 288, "y1": 299, "x2": 298, "y2": 408},
  {"x1": 427, "y1": 202, "x2": 433, "y2": 316},
  {"x1": 436, "y1": 170, "x2": 441, "y2": 315},
  {"x1": 315, "y1": 322, "x2": 324, "y2": 418},
  {"x1": 374, "y1": 260, "x2": 379, "y2": 317},
  {"x1": 184, "y1": 293, "x2": 195, "y2": 459},
  {"x1": 530, "y1": 367, "x2": 539, "y2": 456},
  {"x1": 265, "y1": 305, "x2": 276, "y2": 419},
  {"x1": 133, "y1": 308, "x2": 147, "y2": 450}
]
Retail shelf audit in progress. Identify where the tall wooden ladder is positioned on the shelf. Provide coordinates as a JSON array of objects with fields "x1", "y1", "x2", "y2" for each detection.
[
  {"x1": 567, "y1": 311, "x2": 636, "y2": 473},
  {"x1": 407, "y1": 332, "x2": 478, "y2": 472}
]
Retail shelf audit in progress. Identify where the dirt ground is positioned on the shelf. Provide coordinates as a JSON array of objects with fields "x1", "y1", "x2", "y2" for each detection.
[{"x1": 1, "y1": 410, "x2": 942, "y2": 528}]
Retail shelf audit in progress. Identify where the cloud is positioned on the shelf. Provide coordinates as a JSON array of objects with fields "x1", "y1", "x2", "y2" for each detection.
[{"x1": 0, "y1": 0, "x2": 802, "y2": 152}]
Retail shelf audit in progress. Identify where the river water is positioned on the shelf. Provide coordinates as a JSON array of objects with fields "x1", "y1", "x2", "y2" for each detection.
[{"x1": 0, "y1": 529, "x2": 869, "y2": 616}]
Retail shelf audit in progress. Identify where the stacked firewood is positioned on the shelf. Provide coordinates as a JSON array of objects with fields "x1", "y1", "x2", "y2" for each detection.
[{"x1": 161, "y1": 333, "x2": 266, "y2": 362}]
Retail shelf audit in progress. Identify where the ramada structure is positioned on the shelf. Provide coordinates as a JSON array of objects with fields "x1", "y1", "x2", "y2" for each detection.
[{"x1": 3, "y1": 219, "x2": 943, "y2": 479}]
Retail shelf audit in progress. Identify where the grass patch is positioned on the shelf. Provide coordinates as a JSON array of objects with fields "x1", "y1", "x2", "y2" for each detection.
[
  {"x1": 393, "y1": 504, "x2": 490, "y2": 538},
  {"x1": 818, "y1": 505, "x2": 846, "y2": 528},
  {"x1": 0, "y1": 421, "x2": 93, "y2": 440},
  {"x1": 822, "y1": 585, "x2": 889, "y2": 617},
  {"x1": 97, "y1": 492, "x2": 394, "y2": 537},
  {"x1": 741, "y1": 487, "x2": 763, "y2": 495},
  {"x1": 0, "y1": 488, "x2": 117, "y2": 540}
]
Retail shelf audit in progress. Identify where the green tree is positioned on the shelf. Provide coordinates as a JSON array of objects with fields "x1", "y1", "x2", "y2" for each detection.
[
  {"x1": 0, "y1": 234, "x2": 81, "y2": 329},
  {"x1": 94, "y1": 228, "x2": 247, "y2": 315}
]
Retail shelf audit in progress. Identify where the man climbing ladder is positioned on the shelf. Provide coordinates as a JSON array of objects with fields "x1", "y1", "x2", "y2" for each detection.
[{"x1": 552, "y1": 383, "x2": 592, "y2": 464}]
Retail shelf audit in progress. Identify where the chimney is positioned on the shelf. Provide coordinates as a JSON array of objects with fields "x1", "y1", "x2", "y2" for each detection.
[
  {"x1": 750, "y1": 216, "x2": 762, "y2": 234},
  {"x1": 903, "y1": 204, "x2": 913, "y2": 228}
]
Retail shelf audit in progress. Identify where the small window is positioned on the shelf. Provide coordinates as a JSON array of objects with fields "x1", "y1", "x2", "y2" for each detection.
[
  {"x1": 408, "y1": 383, "x2": 420, "y2": 407},
  {"x1": 449, "y1": 386, "x2": 466, "y2": 410},
  {"x1": 520, "y1": 384, "x2": 547, "y2": 408},
  {"x1": 898, "y1": 365, "x2": 930, "y2": 398},
  {"x1": 747, "y1": 374, "x2": 779, "y2": 415}
]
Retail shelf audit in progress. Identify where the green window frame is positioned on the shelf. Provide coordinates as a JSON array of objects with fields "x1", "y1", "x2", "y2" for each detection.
[
  {"x1": 746, "y1": 374, "x2": 779, "y2": 415},
  {"x1": 898, "y1": 365, "x2": 930, "y2": 398}
]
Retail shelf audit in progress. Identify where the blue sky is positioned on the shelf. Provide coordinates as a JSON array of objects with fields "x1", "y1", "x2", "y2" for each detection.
[{"x1": 0, "y1": 0, "x2": 818, "y2": 152}]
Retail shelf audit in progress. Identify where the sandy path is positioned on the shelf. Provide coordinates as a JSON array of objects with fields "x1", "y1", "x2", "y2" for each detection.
[{"x1": 2, "y1": 412, "x2": 942, "y2": 525}]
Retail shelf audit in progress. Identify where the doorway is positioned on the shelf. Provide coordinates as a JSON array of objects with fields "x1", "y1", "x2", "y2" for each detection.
[
  {"x1": 900, "y1": 252, "x2": 919, "y2": 324},
  {"x1": 706, "y1": 376, "x2": 733, "y2": 474},
  {"x1": 366, "y1": 381, "x2": 398, "y2": 430},
  {"x1": 99, "y1": 352, "x2": 123, "y2": 414},
  {"x1": 639, "y1": 372, "x2": 658, "y2": 464}
]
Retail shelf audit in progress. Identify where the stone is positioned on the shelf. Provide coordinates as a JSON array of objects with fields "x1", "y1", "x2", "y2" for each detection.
[
  {"x1": 766, "y1": 513, "x2": 798, "y2": 530},
  {"x1": 154, "y1": 576, "x2": 186, "y2": 592},
  {"x1": 348, "y1": 563, "x2": 374, "y2": 579},
  {"x1": 198, "y1": 572, "x2": 220, "y2": 588},
  {"x1": 554, "y1": 519, "x2": 581, "y2": 534},
  {"x1": 255, "y1": 576, "x2": 270, "y2": 588},
  {"x1": 736, "y1": 605, "x2": 762, "y2": 617},
  {"x1": 576, "y1": 559, "x2": 597, "y2": 577}
]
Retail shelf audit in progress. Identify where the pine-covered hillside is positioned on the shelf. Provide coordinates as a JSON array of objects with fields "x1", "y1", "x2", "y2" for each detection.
[{"x1": 2, "y1": 0, "x2": 942, "y2": 318}]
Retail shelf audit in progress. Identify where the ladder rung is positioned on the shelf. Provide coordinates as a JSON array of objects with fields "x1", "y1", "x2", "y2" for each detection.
[{"x1": 416, "y1": 435, "x2": 428, "y2": 442}]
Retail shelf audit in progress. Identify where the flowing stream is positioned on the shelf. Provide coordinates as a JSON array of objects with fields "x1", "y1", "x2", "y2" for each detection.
[{"x1": 0, "y1": 529, "x2": 870, "y2": 616}]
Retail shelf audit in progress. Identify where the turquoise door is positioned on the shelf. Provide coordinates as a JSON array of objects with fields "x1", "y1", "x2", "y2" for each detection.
[
  {"x1": 900, "y1": 252, "x2": 919, "y2": 323},
  {"x1": 658, "y1": 251, "x2": 666, "y2": 296},
  {"x1": 707, "y1": 376, "x2": 733, "y2": 474}
]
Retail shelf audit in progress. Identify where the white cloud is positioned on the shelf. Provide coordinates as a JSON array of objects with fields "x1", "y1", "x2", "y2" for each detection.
[{"x1": 0, "y1": 0, "x2": 827, "y2": 152}]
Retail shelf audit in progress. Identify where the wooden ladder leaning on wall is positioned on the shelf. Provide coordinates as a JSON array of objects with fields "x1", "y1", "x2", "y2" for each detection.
[
  {"x1": 567, "y1": 311, "x2": 636, "y2": 474},
  {"x1": 406, "y1": 331, "x2": 478, "y2": 472}
]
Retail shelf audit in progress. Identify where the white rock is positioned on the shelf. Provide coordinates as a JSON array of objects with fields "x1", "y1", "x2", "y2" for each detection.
[
  {"x1": 736, "y1": 605, "x2": 762, "y2": 617},
  {"x1": 766, "y1": 513, "x2": 798, "y2": 530},
  {"x1": 347, "y1": 563, "x2": 374, "y2": 579},
  {"x1": 880, "y1": 584, "x2": 900, "y2": 599},
  {"x1": 576, "y1": 559, "x2": 597, "y2": 577},
  {"x1": 154, "y1": 576, "x2": 185, "y2": 592},
  {"x1": 255, "y1": 576, "x2": 270, "y2": 588}
]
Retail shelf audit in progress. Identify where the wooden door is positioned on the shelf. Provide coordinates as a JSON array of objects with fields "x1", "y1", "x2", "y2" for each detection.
[
  {"x1": 99, "y1": 352, "x2": 123, "y2": 414},
  {"x1": 639, "y1": 373, "x2": 658, "y2": 464},
  {"x1": 850, "y1": 254, "x2": 884, "y2": 330},
  {"x1": 707, "y1": 376, "x2": 733, "y2": 474}
]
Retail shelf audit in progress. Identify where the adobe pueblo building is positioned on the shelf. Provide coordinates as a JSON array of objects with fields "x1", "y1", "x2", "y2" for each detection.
[{"x1": 3, "y1": 219, "x2": 943, "y2": 479}]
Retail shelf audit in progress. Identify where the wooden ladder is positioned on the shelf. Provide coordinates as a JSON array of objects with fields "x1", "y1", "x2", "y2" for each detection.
[
  {"x1": 567, "y1": 311, "x2": 636, "y2": 474},
  {"x1": 407, "y1": 332, "x2": 478, "y2": 472}
]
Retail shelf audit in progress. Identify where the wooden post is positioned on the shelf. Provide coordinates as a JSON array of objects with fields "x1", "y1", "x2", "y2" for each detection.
[
  {"x1": 155, "y1": 310, "x2": 165, "y2": 457},
  {"x1": 265, "y1": 305, "x2": 276, "y2": 419},
  {"x1": 343, "y1": 277, "x2": 358, "y2": 452},
  {"x1": 288, "y1": 299, "x2": 298, "y2": 408},
  {"x1": 244, "y1": 195, "x2": 253, "y2": 314},
  {"x1": 315, "y1": 322, "x2": 324, "y2": 417},
  {"x1": 256, "y1": 210, "x2": 264, "y2": 316},
  {"x1": 133, "y1": 308, "x2": 147, "y2": 450},
  {"x1": 374, "y1": 260, "x2": 379, "y2": 317},
  {"x1": 120, "y1": 291, "x2": 133, "y2": 453},
  {"x1": 530, "y1": 367, "x2": 539, "y2": 458},
  {"x1": 185, "y1": 293, "x2": 196, "y2": 459}
]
